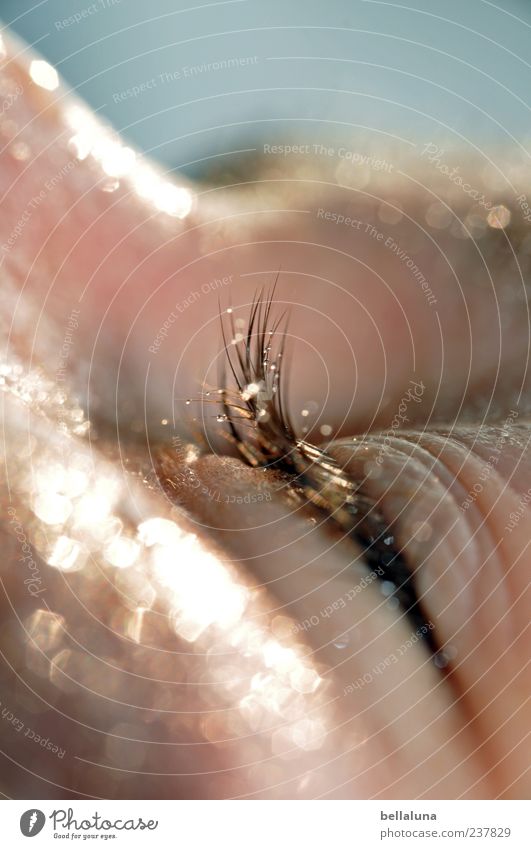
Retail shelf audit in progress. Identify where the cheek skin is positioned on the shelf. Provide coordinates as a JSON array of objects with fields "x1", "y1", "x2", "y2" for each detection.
[{"x1": 1, "y1": 393, "x2": 343, "y2": 799}]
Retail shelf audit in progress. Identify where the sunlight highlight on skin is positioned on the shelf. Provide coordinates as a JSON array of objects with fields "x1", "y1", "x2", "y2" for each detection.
[{"x1": 1, "y1": 349, "x2": 331, "y2": 794}]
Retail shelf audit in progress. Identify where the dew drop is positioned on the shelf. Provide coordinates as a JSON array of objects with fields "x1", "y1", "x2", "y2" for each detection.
[
  {"x1": 380, "y1": 580, "x2": 396, "y2": 597},
  {"x1": 101, "y1": 178, "x2": 120, "y2": 193},
  {"x1": 434, "y1": 651, "x2": 450, "y2": 669},
  {"x1": 10, "y1": 141, "x2": 31, "y2": 162},
  {"x1": 487, "y1": 204, "x2": 511, "y2": 230},
  {"x1": 412, "y1": 520, "x2": 432, "y2": 542}
]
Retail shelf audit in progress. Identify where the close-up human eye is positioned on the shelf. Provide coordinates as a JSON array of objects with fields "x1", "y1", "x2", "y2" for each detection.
[{"x1": 0, "y1": 0, "x2": 530, "y2": 843}]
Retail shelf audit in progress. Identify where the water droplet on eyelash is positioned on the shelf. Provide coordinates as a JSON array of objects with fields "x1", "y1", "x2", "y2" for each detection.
[
  {"x1": 185, "y1": 400, "x2": 191, "y2": 406},
  {"x1": 216, "y1": 414, "x2": 228, "y2": 422},
  {"x1": 383, "y1": 535, "x2": 394, "y2": 546},
  {"x1": 161, "y1": 418, "x2": 168, "y2": 425},
  {"x1": 241, "y1": 382, "x2": 261, "y2": 401},
  {"x1": 226, "y1": 307, "x2": 233, "y2": 314}
]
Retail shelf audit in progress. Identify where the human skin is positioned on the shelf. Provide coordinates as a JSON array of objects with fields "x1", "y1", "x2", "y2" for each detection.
[{"x1": 0, "y1": 32, "x2": 530, "y2": 798}]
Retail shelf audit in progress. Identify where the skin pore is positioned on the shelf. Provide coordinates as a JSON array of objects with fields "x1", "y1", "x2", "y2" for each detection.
[{"x1": 0, "y1": 32, "x2": 530, "y2": 799}]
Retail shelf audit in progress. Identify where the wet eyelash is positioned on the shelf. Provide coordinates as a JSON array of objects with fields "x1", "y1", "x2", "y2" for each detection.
[{"x1": 215, "y1": 279, "x2": 439, "y2": 655}]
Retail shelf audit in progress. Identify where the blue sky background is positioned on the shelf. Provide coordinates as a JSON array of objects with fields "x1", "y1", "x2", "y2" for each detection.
[{"x1": 2, "y1": 0, "x2": 531, "y2": 176}]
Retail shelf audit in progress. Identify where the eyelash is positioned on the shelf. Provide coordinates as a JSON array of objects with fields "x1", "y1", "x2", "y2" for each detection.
[{"x1": 213, "y1": 280, "x2": 440, "y2": 658}]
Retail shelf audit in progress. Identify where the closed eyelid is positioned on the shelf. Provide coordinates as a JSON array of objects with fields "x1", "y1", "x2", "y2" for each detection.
[
  {"x1": 154, "y1": 281, "x2": 531, "y2": 785},
  {"x1": 150, "y1": 284, "x2": 530, "y2": 672}
]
